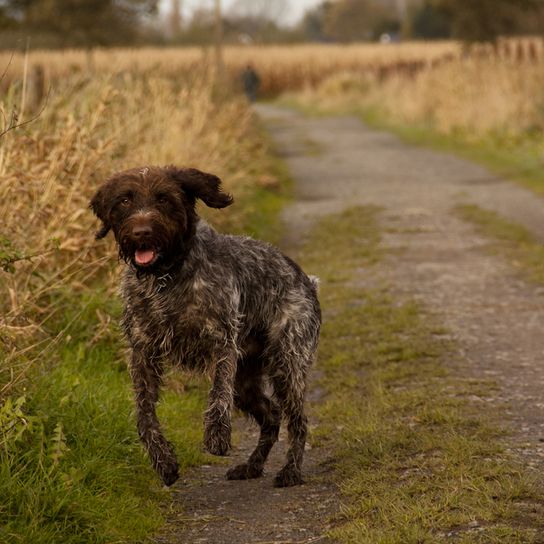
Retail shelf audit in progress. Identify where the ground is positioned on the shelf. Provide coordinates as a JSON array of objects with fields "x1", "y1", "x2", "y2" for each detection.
[{"x1": 153, "y1": 104, "x2": 544, "y2": 543}]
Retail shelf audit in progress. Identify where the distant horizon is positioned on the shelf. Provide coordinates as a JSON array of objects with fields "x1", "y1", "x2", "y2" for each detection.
[{"x1": 159, "y1": 0, "x2": 324, "y2": 26}]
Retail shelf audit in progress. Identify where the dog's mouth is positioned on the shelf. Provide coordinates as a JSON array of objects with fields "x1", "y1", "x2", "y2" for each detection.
[{"x1": 134, "y1": 247, "x2": 160, "y2": 268}]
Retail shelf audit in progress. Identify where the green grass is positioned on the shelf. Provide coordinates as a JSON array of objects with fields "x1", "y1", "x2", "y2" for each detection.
[
  {"x1": 0, "y1": 289, "x2": 209, "y2": 544},
  {"x1": 301, "y1": 207, "x2": 544, "y2": 543},
  {"x1": 455, "y1": 203, "x2": 544, "y2": 285}
]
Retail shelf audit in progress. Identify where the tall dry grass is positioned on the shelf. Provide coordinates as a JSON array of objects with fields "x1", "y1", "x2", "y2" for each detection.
[
  {"x1": 283, "y1": 40, "x2": 544, "y2": 138},
  {"x1": 0, "y1": 42, "x2": 460, "y2": 97},
  {"x1": 0, "y1": 62, "x2": 268, "y2": 398}
]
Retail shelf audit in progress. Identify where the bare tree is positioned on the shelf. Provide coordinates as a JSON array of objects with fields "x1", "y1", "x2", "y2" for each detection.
[
  {"x1": 169, "y1": 0, "x2": 182, "y2": 37},
  {"x1": 4, "y1": 0, "x2": 158, "y2": 46}
]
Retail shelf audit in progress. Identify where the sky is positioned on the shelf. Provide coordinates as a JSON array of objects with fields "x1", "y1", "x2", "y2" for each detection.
[{"x1": 160, "y1": 0, "x2": 324, "y2": 26}]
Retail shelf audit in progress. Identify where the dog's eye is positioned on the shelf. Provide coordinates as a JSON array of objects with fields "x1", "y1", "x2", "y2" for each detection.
[
  {"x1": 120, "y1": 197, "x2": 131, "y2": 206},
  {"x1": 156, "y1": 195, "x2": 169, "y2": 205}
]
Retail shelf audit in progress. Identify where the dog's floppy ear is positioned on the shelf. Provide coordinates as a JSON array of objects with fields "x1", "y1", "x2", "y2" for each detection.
[
  {"x1": 170, "y1": 167, "x2": 233, "y2": 209},
  {"x1": 89, "y1": 185, "x2": 112, "y2": 240}
]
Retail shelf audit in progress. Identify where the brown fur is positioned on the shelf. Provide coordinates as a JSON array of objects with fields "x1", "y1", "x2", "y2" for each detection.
[{"x1": 90, "y1": 165, "x2": 321, "y2": 487}]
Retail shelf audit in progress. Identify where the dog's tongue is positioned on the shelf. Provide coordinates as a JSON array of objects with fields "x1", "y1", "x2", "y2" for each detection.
[{"x1": 135, "y1": 249, "x2": 156, "y2": 265}]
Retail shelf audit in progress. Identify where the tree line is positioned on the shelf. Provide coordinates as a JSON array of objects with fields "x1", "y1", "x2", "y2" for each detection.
[
  {"x1": 305, "y1": 0, "x2": 544, "y2": 43},
  {"x1": 1, "y1": 0, "x2": 542, "y2": 48}
]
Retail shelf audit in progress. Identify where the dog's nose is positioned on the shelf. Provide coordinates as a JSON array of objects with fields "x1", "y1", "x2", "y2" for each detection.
[{"x1": 132, "y1": 225, "x2": 153, "y2": 239}]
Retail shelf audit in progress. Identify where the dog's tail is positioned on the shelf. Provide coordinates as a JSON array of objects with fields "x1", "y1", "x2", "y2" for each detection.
[{"x1": 309, "y1": 275, "x2": 320, "y2": 293}]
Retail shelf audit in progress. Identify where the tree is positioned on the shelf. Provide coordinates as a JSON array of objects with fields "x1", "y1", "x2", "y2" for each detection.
[
  {"x1": 433, "y1": 0, "x2": 540, "y2": 42},
  {"x1": 4, "y1": 0, "x2": 157, "y2": 46},
  {"x1": 323, "y1": 0, "x2": 398, "y2": 42},
  {"x1": 411, "y1": 1, "x2": 452, "y2": 39},
  {"x1": 169, "y1": 0, "x2": 182, "y2": 38},
  {"x1": 178, "y1": 6, "x2": 213, "y2": 45},
  {"x1": 300, "y1": 1, "x2": 334, "y2": 41}
]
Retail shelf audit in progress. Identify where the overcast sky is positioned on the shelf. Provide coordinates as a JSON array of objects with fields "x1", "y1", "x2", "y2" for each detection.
[{"x1": 160, "y1": 0, "x2": 324, "y2": 26}]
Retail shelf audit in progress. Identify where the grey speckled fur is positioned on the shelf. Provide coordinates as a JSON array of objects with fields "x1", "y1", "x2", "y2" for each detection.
[{"x1": 90, "y1": 166, "x2": 321, "y2": 487}]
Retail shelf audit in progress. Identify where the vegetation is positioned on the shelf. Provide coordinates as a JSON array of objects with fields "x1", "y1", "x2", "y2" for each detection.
[
  {"x1": 0, "y1": 0, "x2": 158, "y2": 47},
  {"x1": 300, "y1": 0, "x2": 543, "y2": 43},
  {"x1": 0, "y1": 288, "x2": 209, "y2": 543},
  {"x1": 3, "y1": 37, "x2": 544, "y2": 541},
  {"x1": 301, "y1": 207, "x2": 544, "y2": 543},
  {"x1": 435, "y1": 0, "x2": 542, "y2": 42},
  {"x1": 455, "y1": 204, "x2": 544, "y2": 285},
  {"x1": 0, "y1": 58, "x2": 289, "y2": 542},
  {"x1": 0, "y1": 42, "x2": 460, "y2": 98},
  {"x1": 2, "y1": 0, "x2": 542, "y2": 49},
  {"x1": 280, "y1": 40, "x2": 544, "y2": 193},
  {"x1": 285, "y1": 46, "x2": 544, "y2": 137}
]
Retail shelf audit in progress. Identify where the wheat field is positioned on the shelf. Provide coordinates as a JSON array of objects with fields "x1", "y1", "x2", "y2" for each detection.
[{"x1": 1, "y1": 42, "x2": 459, "y2": 96}]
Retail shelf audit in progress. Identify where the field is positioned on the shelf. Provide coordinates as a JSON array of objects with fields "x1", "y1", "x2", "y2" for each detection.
[
  {"x1": 2, "y1": 41, "x2": 544, "y2": 543},
  {"x1": 0, "y1": 48, "x2": 288, "y2": 542}
]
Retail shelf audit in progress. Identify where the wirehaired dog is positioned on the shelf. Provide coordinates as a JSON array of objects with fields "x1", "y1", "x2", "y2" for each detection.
[{"x1": 90, "y1": 166, "x2": 321, "y2": 487}]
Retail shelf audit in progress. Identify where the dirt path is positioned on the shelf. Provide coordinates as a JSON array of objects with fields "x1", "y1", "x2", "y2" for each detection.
[
  {"x1": 152, "y1": 412, "x2": 337, "y2": 544},
  {"x1": 256, "y1": 103, "x2": 544, "y2": 474},
  {"x1": 156, "y1": 104, "x2": 544, "y2": 543}
]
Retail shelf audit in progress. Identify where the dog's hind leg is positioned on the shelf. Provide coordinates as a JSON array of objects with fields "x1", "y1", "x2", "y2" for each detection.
[
  {"x1": 226, "y1": 363, "x2": 281, "y2": 480},
  {"x1": 130, "y1": 350, "x2": 179, "y2": 486},
  {"x1": 270, "y1": 365, "x2": 309, "y2": 487}
]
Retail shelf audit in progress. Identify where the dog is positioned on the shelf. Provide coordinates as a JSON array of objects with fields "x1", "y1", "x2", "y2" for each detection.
[{"x1": 90, "y1": 165, "x2": 321, "y2": 487}]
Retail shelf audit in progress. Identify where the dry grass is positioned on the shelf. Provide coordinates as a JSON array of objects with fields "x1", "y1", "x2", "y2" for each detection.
[
  {"x1": 0, "y1": 42, "x2": 460, "y2": 97},
  {"x1": 327, "y1": 57, "x2": 544, "y2": 136},
  {"x1": 0, "y1": 61, "x2": 272, "y2": 398},
  {"x1": 284, "y1": 41, "x2": 544, "y2": 137}
]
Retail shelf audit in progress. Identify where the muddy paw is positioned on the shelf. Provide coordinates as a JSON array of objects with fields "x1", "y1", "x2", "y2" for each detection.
[
  {"x1": 274, "y1": 465, "x2": 304, "y2": 488},
  {"x1": 226, "y1": 463, "x2": 263, "y2": 480},
  {"x1": 203, "y1": 421, "x2": 231, "y2": 456}
]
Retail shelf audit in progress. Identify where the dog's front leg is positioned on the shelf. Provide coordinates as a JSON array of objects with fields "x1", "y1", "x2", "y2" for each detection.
[
  {"x1": 203, "y1": 350, "x2": 237, "y2": 456},
  {"x1": 130, "y1": 350, "x2": 179, "y2": 486}
]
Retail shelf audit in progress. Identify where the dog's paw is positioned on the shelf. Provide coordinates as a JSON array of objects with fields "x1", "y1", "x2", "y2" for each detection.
[
  {"x1": 226, "y1": 463, "x2": 263, "y2": 480},
  {"x1": 203, "y1": 420, "x2": 231, "y2": 456},
  {"x1": 273, "y1": 465, "x2": 304, "y2": 488},
  {"x1": 158, "y1": 459, "x2": 180, "y2": 487}
]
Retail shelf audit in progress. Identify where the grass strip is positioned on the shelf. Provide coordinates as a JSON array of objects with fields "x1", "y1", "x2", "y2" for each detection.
[
  {"x1": 455, "y1": 204, "x2": 544, "y2": 286},
  {"x1": 301, "y1": 207, "x2": 544, "y2": 543},
  {"x1": 0, "y1": 289, "x2": 211, "y2": 544}
]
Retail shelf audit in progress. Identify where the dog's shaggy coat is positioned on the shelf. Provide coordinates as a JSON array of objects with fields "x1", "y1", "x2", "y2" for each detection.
[{"x1": 90, "y1": 166, "x2": 321, "y2": 487}]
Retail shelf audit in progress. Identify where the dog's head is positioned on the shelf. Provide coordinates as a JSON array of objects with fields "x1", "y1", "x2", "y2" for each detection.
[{"x1": 90, "y1": 166, "x2": 233, "y2": 272}]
